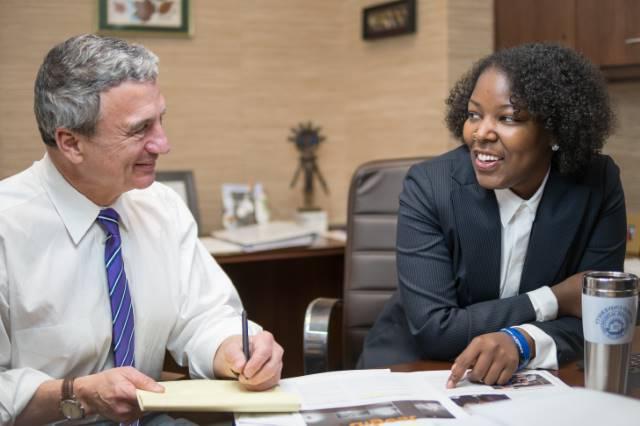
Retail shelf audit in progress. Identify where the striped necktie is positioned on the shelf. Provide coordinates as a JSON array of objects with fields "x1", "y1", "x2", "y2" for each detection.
[{"x1": 97, "y1": 208, "x2": 135, "y2": 368}]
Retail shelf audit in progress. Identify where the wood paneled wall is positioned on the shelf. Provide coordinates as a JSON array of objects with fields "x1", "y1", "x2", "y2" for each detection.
[
  {"x1": 605, "y1": 83, "x2": 640, "y2": 212},
  {"x1": 14, "y1": 0, "x2": 611, "y2": 234}
]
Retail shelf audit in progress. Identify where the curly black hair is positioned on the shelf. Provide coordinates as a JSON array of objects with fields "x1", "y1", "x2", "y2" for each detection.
[{"x1": 445, "y1": 43, "x2": 614, "y2": 175}]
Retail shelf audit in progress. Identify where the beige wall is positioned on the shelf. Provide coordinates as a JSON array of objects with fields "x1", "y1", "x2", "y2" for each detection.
[{"x1": 17, "y1": 2, "x2": 640, "y2": 233}]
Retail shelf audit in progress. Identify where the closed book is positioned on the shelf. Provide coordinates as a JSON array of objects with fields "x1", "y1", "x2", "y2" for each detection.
[
  {"x1": 212, "y1": 221, "x2": 316, "y2": 252},
  {"x1": 137, "y1": 380, "x2": 300, "y2": 413}
]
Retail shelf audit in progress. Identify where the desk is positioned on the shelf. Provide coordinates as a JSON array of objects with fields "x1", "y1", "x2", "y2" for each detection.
[
  {"x1": 216, "y1": 237, "x2": 344, "y2": 378},
  {"x1": 168, "y1": 326, "x2": 639, "y2": 425},
  {"x1": 391, "y1": 326, "x2": 640, "y2": 399}
]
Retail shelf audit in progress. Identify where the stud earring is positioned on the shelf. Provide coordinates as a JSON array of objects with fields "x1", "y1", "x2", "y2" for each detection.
[{"x1": 551, "y1": 144, "x2": 559, "y2": 152}]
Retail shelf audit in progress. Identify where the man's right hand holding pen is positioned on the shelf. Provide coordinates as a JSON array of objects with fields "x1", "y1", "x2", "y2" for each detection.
[{"x1": 212, "y1": 313, "x2": 284, "y2": 391}]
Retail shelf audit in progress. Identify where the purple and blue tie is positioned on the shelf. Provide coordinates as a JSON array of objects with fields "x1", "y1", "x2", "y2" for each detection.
[{"x1": 97, "y1": 208, "x2": 136, "y2": 368}]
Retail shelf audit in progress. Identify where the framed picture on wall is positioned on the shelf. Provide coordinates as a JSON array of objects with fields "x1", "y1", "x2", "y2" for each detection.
[
  {"x1": 362, "y1": 0, "x2": 417, "y2": 40},
  {"x1": 97, "y1": 0, "x2": 192, "y2": 36},
  {"x1": 155, "y1": 170, "x2": 201, "y2": 230}
]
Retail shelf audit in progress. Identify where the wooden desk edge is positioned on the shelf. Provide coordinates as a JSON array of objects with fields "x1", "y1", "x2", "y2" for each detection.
[{"x1": 214, "y1": 237, "x2": 345, "y2": 264}]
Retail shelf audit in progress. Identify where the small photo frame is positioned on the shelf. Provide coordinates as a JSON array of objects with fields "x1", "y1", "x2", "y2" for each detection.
[
  {"x1": 156, "y1": 170, "x2": 200, "y2": 230},
  {"x1": 221, "y1": 183, "x2": 270, "y2": 229},
  {"x1": 222, "y1": 184, "x2": 256, "y2": 229},
  {"x1": 362, "y1": 0, "x2": 417, "y2": 41},
  {"x1": 97, "y1": 0, "x2": 192, "y2": 36}
]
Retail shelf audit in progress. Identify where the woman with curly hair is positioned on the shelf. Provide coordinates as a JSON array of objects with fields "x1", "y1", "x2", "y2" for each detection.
[{"x1": 359, "y1": 43, "x2": 626, "y2": 387}]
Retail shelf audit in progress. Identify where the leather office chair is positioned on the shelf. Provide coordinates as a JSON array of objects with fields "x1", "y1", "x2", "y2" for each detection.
[{"x1": 303, "y1": 157, "x2": 428, "y2": 374}]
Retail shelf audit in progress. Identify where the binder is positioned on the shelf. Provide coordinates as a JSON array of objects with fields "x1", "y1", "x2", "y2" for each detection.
[{"x1": 212, "y1": 221, "x2": 316, "y2": 252}]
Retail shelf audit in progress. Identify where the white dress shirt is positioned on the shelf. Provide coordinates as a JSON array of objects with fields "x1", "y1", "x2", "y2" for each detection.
[
  {"x1": 494, "y1": 171, "x2": 559, "y2": 369},
  {"x1": 0, "y1": 154, "x2": 260, "y2": 424}
]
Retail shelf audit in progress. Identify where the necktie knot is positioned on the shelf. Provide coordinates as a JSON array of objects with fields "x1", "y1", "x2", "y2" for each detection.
[{"x1": 97, "y1": 208, "x2": 121, "y2": 239}]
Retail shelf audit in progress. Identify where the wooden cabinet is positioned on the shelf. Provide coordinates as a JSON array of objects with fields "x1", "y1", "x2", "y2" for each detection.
[
  {"x1": 495, "y1": 0, "x2": 575, "y2": 49},
  {"x1": 217, "y1": 239, "x2": 344, "y2": 378},
  {"x1": 495, "y1": 0, "x2": 640, "y2": 80}
]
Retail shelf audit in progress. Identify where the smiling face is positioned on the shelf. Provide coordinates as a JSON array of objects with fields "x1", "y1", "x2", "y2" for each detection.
[
  {"x1": 62, "y1": 80, "x2": 169, "y2": 205},
  {"x1": 463, "y1": 67, "x2": 552, "y2": 199}
]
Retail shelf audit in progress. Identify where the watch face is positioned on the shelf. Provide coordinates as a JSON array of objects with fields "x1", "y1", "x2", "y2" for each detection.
[{"x1": 60, "y1": 399, "x2": 84, "y2": 420}]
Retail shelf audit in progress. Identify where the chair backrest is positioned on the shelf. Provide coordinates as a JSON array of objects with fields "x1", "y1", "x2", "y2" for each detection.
[{"x1": 341, "y1": 157, "x2": 428, "y2": 369}]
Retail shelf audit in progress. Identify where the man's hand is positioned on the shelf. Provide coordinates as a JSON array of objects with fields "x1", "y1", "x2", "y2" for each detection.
[
  {"x1": 75, "y1": 367, "x2": 164, "y2": 423},
  {"x1": 214, "y1": 331, "x2": 283, "y2": 391},
  {"x1": 447, "y1": 332, "x2": 520, "y2": 389},
  {"x1": 551, "y1": 272, "x2": 586, "y2": 318}
]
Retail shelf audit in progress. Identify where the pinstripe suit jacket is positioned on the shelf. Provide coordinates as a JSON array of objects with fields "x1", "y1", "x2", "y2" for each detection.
[{"x1": 358, "y1": 145, "x2": 626, "y2": 369}]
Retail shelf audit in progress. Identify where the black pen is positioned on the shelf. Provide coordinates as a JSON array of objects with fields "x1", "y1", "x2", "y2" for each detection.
[{"x1": 242, "y1": 309, "x2": 251, "y2": 361}]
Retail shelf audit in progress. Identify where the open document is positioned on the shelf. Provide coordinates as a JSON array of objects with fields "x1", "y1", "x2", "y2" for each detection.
[{"x1": 235, "y1": 369, "x2": 571, "y2": 426}]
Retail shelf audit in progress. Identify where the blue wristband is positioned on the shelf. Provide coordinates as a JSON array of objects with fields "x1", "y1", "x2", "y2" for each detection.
[{"x1": 501, "y1": 327, "x2": 531, "y2": 370}]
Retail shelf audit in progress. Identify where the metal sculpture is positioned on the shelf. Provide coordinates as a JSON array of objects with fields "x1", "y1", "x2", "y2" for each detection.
[{"x1": 288, "y1": 122, "x2": 329, "y2": 210}]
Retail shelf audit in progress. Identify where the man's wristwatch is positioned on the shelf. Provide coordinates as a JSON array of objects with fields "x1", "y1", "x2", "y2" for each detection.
[{"x1": 60, "y1": 377, "x2": 85, "y2": 420}]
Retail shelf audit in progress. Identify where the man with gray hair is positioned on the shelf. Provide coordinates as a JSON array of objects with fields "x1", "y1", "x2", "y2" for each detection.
[{"x1": 0, "y1": 34, "x2": 284, "y2": 425}]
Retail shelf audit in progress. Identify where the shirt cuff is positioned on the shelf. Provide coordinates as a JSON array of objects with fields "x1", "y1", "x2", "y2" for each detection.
[
  {"x1": 516, "y1": 324, "x2": 558, "y2": 370},
  {"x1": 527, "y1": 286, "x2": 558, "y2": 322},
  {"x1": 0, "y1": 367, "x2": 52, "y2": 424}
]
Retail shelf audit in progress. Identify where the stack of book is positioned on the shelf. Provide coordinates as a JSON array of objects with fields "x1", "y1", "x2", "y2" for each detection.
[{"x1": 211, "y1": 221, "x2": 317, "y2": 253}]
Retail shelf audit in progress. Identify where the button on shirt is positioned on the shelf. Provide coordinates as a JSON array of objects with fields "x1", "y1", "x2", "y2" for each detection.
[
  {"x1": 0, "y1": 154, "x2": 260, "y2": 424},
  {"x1": 494, "y1": 171, "x2": 559, "y2": 369}
]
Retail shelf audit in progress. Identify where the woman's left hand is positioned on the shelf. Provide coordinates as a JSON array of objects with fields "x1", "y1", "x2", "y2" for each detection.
[{"x1": 446, "y1": 332, "x2": 520, "y2": 388}]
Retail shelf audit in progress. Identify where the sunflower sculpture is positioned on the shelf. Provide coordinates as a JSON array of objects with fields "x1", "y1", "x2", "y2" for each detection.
[{"x1": 288, "y1": 122, "x2": 329, "y2": 210}]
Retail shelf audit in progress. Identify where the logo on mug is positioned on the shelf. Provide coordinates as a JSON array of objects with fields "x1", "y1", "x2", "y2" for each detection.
[{"x1": 595, "y1": 305, "x2": 633, "y2": 339}]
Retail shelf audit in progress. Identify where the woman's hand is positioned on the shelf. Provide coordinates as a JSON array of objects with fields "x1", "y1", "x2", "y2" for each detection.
[{"x1": 447, "y1": 332, "x2": 521, "y2": 388}]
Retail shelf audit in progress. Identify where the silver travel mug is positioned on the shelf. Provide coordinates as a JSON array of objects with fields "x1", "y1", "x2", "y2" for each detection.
[{"x1": 582, "y1": 271, "x2": 639, "y2": 394}]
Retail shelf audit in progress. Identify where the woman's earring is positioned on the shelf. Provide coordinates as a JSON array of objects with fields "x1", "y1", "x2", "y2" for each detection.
[{"x1": 551, "y1": 144, "x2": 559, "y2": 152}]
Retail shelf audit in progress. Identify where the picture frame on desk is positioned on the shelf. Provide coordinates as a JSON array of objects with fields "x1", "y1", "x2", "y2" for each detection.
[
  {"x1": 97, "y1": 0, "x2": 193, "y2": 37},
  {"x1": 155, "y1": 170, "x2": 200, "y2": 231},
  {"x1": 221, "y1": 183, "x2": 257, "y2": 229}
]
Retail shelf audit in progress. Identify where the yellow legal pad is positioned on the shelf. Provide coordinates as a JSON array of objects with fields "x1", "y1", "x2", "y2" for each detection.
[{"x1": 136, "y1": 380, "x2": 301, "y2": 413}]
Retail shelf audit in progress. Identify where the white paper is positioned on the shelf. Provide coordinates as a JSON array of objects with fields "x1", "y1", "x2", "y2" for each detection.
[
  {"x1": 212, "y1": 221, "x2": 316, "y2": 252},
  {"x1": 236, "y1": 370, "x2": 469, "y2": 426},
  {"x1": 467, "y1": 387, "x2": 640, "y2": 426},
  {"x1": 198, "y1": 237, "x2": 243, "y2": 255},
  {"x1": 235, "y1": 369, "x2": 571, "y2": 426}
]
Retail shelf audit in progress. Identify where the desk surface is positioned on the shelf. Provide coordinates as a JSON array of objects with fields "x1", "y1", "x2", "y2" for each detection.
[
  {"x1": 169, "y1": 330, "x2": 640, "y2": 425},
  {"x1": 213, "y1": 236, "x2": 344, "y2": 264},
  {"x1": 391, "y1": 326, "x2": 640, "y2": 399}
]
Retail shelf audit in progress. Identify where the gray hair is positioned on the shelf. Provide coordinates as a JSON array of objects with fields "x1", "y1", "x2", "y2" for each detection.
[{"x1": 34, "y1": 34, "x2": 159, "y2": 147}]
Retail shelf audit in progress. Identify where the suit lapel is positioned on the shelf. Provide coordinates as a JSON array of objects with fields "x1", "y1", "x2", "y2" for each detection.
[
  {"x1": 519, "y1": 170, "x2": 590, "y2": 293},
  {"x1": 451, "y1": 158, "x2": 502, "y2": 302}
]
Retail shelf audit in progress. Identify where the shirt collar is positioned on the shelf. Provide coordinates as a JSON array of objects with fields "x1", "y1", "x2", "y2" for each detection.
[
  {"x1": 494, "y1": 169, "x2": 550, "y2": 228},
  {"x1": 37, "y1": 153, "x2": 130, "y2": 244}
]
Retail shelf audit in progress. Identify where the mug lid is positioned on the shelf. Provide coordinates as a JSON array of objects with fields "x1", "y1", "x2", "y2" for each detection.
[{"x1": 583, "y1": 271, "x2": 639, "y2": 293}]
